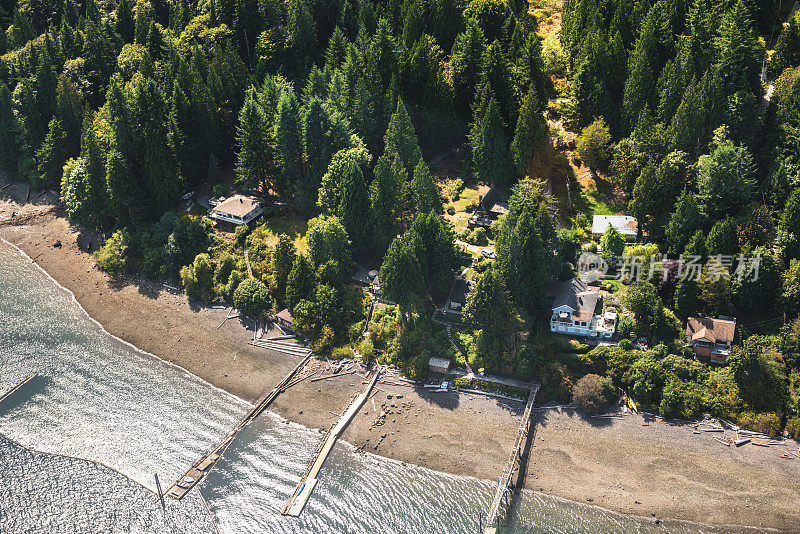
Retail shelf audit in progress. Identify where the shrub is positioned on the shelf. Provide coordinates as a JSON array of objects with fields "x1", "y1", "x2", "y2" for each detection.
[
  {"x1": 235, "y1": 223, "x2": 250, "y2": 246},
  {"x1": 232, "y1": 278, "x2": 271, "y2": 318},
  {"x1": 224, "y1": 270, "x2": 243, "y2": 301},
  {"x1": 617, "y1": 316, "x2": 636, "y2": 341},
  {"x1": 214, "y1": 252, "x2": 236, "y2": 285},
  {"x1": 737, "y1": 411, "x2": 782, "y2": 437},
  {"x1": 448, "y1": 178, "x2": 464, "y2": 200},
  {"x1": 359, "y1": 340, "x2": 375, "y2": 365},
  {"x1": 181, "y1": 253, "x2": 215, "y2": 303},
  {"x1": 468, "y1": 227, "x2": 488, "y2": 246},
  {"x1": 465, "y1": 200, "x2": 478, "y2": 212},
  {"x1": 446, "y1": 205, "x2": 456, "y2": 215},
  {"x1": 94, "y1": 229, "x2": 131, "y2": 275},
  {"x1": 618, "y1": 338, "x2": 633, "y2": 350},
  {"x1": 453, "y1": 377, "x2": 472, "y2": 388},
  {"x1": 330, "y1": 347, "x2": 355, "y2": 361},
  {"x1": 313, "y1": 325, "x2": 336, "y2": 353},
  {"x1": 572, "y1": 374, "x2": 615, "y2": 414},
  {"x1": 786, "y1": 418, "x2": 800, "y2": 439}
]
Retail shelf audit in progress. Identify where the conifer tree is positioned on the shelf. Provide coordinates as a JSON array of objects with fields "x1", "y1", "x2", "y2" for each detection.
[
  {"x1": 117, "y1": 0, "x2": 135, "y2": 43},
  {"x1": 621, "y1": 1, "x2": 673, "y2": 130},
  {"x1": 0, "y1": 81, "x2": 19, "y2": 175},
  {"x1": 274, "y1": 89, "x2": 303, "y2": 197},
  {"x1": 713, "y1": 0, "x2": 761, "y2": 99},
  {"x1": 383, "y1": 98, "x2": 423, "y2": 175},
  {"x1": 665, "y1": 190, "x2": 704, "y2": 254},
  {"x1": 36, "y1": 118, "x2": 70, "y2": 187},
  {"x1": 769, "y1": 11, "x2": 800, "y2": 78},
  {"x1": 286, "y1": 253, "x2": 315, "y2": 313},
  {"x1": 379, "y1": 231, "x2": 425, "y2": 321},
  {"x1": 495, "y1": 179, "x2": 557, "y2": 320},
  {"x1": 287, "y1": 0, "x2": 317, "y2": 74},
  {"x1": 370, "y1": 152, "x2": 404, "y2": 255},
  {"x1": 472, "y1": 97, "x2": 515, "y2": 187},
  {"x1": 517, "y1": 32, "x2": 548, "y2": 102},
  {"x1": 412, "y1": 159, "x2": 443, "y2": 214},
  {"x1": 273, "y1": 234, "x2": 297, "y2": 303},
  {"x1": 476, "y1": 40, "x2": 517, "y2": 131},
  {"x1": 337, "y1": 159, "x2": 370, "y2": 257},
  {"x1": 463, "y1": 265, "x2": 515, "y2": 339},
  {"x1": 235, "y1": 89, "x2": 275, "y2": 192},
  {"x1": 451, "y1": 18, "x2": 486, "y2": 117},
  {"x1": 511, "y1": 86, "x2": 549, "y2": 175}
]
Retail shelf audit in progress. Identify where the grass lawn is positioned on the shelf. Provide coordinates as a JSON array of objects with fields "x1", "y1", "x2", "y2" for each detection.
[
  {"x1": 257, "y1": 215, "x2": 308, "y2": 253},
  {"x1": 444, "y1": 184, "x2": 480, "y2": 234},
  {"x1": 570, "y1": 162, "x2": 627, "y2": 217}
]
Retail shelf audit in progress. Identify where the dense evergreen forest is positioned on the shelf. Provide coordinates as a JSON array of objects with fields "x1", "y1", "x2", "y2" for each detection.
[{"x1": 1, "y1": 0, "x2": 799, "y2": 435}]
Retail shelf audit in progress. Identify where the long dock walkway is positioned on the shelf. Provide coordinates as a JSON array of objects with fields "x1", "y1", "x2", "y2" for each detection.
[
  {"x1": 484, "y1": 383, "x2": 539, "y2": 533},
  {"x1": 0, "y1": 374, "x2": 38, "y2": 406},
  {"x1": 164, "y1": 353, "x2": 313, "y2": 500},
  {"x1": 282, "y1": 370, "x2": 380, "y2": 517}
]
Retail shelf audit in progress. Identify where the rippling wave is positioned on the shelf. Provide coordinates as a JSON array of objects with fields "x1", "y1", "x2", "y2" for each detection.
[{"x1": 0, "y1": 240, "x2": 766, "y2": 534}]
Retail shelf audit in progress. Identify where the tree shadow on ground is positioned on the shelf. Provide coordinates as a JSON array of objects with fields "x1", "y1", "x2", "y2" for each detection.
[{"x1": 534, "y1": 404, "x2": 614, "y2": 429}]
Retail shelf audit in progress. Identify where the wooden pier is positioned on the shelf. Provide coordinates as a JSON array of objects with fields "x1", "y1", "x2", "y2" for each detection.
[
  {"x1": 282, "y1": 370, "x2": 380, "y2": 517},
  {"x1": 164, "y1": 353, "x2": 313, "y2": 500},
  {"x1": 0, "y1": 374, "x2": 38, "y2": 406},
  {"x1": 484, "y1": 383, "x2": 539, "y2": 533}
]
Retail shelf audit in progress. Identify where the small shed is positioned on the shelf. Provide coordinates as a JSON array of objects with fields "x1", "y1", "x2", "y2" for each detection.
[
  {"x1": 276, "y1": 308, "x2": 294, "y2": 329},
  {"x1": 429, "y1": 357, "x2": 451, "y2": 374}
]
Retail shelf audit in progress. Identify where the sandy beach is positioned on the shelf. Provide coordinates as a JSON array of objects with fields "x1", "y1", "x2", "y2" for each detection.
[{"x1": 2, "y1": 187, "x2": 799, "y2": 531}]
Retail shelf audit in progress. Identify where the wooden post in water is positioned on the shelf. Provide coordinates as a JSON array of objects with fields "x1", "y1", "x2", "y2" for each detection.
[{"x1": 154, "y1": 473, "x2": 164, "y2": 509}]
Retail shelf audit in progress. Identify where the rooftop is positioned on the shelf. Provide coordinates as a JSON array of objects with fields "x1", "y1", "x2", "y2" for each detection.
[
  {"x1": 212, "y1": 195, "x2": 261, "y2": 218},
  {"x1": 550, "y1": 278, "x2": 601, "y2": 317},
  {"x1": 687, "y1": 316, "x2": 736, "y2": 344},
  {"x1": 447, "y1": 278, "x2": 473, "y2": 306},
  {"x1": 592, "y1": 215, "x2": 638, "y2": 236}
]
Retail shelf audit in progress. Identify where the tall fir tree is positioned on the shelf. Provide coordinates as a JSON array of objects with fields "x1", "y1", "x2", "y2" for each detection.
[
  {"x1": 451, "y1": 18, "x2": 486, "y2": 118},
  {"x1": 412, "y1": 159, "x2": 443, "y2": 214},
  {"x1": 511, "y1": 86, "x2": 549, "y2": 175},
  {"x1": 337, "y1": 158, "x2": 371, "y2": 258},
  {"x1": 383, "y1": 98, "x2": 423, "y2": 176},
  {"x1": 471, "y1": 97, "x2": 515, "y2": 187}
]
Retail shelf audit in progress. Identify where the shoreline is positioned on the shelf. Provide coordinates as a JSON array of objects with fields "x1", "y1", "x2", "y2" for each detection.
[{"x1": 2, "y1": 195, "x2": 799, "y2": 531}]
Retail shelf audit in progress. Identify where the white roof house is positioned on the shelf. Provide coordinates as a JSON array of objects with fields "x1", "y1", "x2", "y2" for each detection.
[
  {"x1": 592, "y1": 215, "x2": 639, "y2": 239},
  {"x1": 210, "y1": 195, "x2": 263, "y2": 225}
]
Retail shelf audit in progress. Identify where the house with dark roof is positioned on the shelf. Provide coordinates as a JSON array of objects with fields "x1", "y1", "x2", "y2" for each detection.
[
  {"x1": 468, "y1": 186, "x2": 509, "y2": 228},
  {"x1": 549, "y1": 278, "x2": 616, "y2": 339},
  {"x1": 441, "y1": 277, "x2": 473, "y2": 317},
  {"x1": 686, "y1": 316, "x2": 736, "y2": 364}
]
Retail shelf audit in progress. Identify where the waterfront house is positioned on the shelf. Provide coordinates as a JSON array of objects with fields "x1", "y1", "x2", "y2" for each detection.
[
  {"x1": 468, "y1": 186, "x2": 509, "y2": 228},
  {"x1": 549, "y1": 278, "x2": 616, "y2": 339},
  {"x1": 429, "y1": 357, "x2": 451, "y2": 374},
  {"x1": 686, "y1": 316, "x2": 736, "y2": 364},
  {"x1": 441, "y1": 277, "x2": 473, "y2": 317},
  {"x1": 592, "y1": 215, "x2": 639, "y2": 242},
  {"x1": 210, "y1": 195, "x2": 263, "y2": 225}
]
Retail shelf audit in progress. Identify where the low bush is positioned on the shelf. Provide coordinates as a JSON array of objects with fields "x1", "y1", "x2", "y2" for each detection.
[
  {"x1": 330, "y1": 347, "x2": 355, "y2": 361},
  {"x1": 572, "y1": 374, "x2": 615, "y2": 414}
]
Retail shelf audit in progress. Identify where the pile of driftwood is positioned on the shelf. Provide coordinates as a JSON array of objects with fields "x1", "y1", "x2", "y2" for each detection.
[
  {"x1": 688, "y1": 418, "x2": 800, "y2": 458},
  {"x1": 281, "y1": 359, "x2": 369, "y2": 391}
]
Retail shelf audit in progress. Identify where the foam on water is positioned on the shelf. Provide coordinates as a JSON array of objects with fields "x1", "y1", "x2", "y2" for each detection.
[{"x1": 0, "y1": 241, "x2": 766, "y2": 534}]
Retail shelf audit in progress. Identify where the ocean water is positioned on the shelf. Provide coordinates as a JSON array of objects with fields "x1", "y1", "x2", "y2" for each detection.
[{"x1": 0, "y1": 240, "x2": 765, "y2": 534}]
